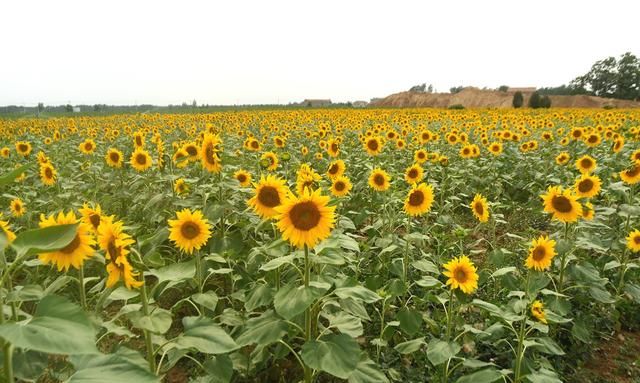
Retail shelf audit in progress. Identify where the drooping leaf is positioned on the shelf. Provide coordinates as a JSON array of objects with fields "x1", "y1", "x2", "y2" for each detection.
[{"x1": 301, "y1": 334, "x2": 360, "y2": 379}]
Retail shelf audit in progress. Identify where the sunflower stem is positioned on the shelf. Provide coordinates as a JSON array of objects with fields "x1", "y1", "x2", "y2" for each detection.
[
  {"x1": 618, "y1": 215, "x2": 632, "y2": 294},
  {"x1": 78, "y1": 263, "x2": 87, "y2": 310},
  {"x1": 557, "y1": 222, "x2": 570, "y2": 291},
  {"x1": 139, "y1": 275, "x2": 157, "y2": 374},
  {"x1": 195, "y1": 251, "x2": 204, "y2": 314},
  {"x1": 303, "y1": 244, "x2": 313, "y2": 383},
  {"x1": 515, "y1": 272, "x2": 532, "y2": 382},
  {"x1": 443, "y1": 288, "x2": 455, "y2": 383},
  {"x1": 0, "y1": 247, "x2": 14, "y2": 383}
]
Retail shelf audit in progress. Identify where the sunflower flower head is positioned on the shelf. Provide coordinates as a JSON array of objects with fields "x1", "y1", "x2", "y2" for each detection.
[{"x1": 443, "y1": 255, "x2": 479, "y2": 294}]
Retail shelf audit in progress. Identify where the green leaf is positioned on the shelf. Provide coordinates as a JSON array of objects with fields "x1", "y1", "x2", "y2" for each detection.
[
  {"x1": 393, "y1": 337, "x2": 425, "y2": 354},
  {"x1": 327, "y1": 312, "x2": 363, "y2": 337},
  {"x1": 491, "y1": 266, "x2": 516, "y2": 278},
  {"x1": 456, "y1": 368, "x2": 503, "y2": 383},
  {"x1": 301, "y1": 334, "x2": 360, "y2": 379},
  {"x1": 174, "y1": 317, "x2": 239, "y2": 354},
  {"x1": 333, "y1": 285, "x2": 381, "y2": 303},
  {"x1": 274, "y1": 282, "x2": 330, "y2": 320},
  {"x1": 192, "y1": 291, "x2": 219, "y2": 312},
  {"x1": 412, "y1": 259, "x2": 439, "y2": 274},
  {"x1": 10, "y1": 224, "x2": 78, "y2": 257},
  {"x1": 259, "y1": 254, "x2": 295, "y2": 271},
  {"x1": 588, "y1": 287, "x2": 615, "y2": 304},
  {"x1": 415, "y1": 276, "x2": 443, "y2": 288},
  {"x1": 624, "y1": 283, "x2": 640, "y2": 303},
  {"x1": 531, "y1": 337, "x2": 565, "y2": 355},
  {"x1": 127, "y1": 308, "x2": 173, "y2": 334},
  {"x1": 147, "y1": 260, "x2": 195, "y2": 284},
  {"x1": 236, "y1": 311, "x2": 288, "y2": 347},
  {"x1": 397, "y1": 307, "x2": 422, "y2": 336},
  {"x1": 0, "y1": 295, "x2": 97, "y2": 355},
  {"x1": 244, "y1": 283, "x2": 273, "y2": 312},
  {"x1": 347, "y1": 355, "x2": 389, "y2": 383},
  {"x1": 202, "y1": 354, "x2": 234, "y2": 383},
  {"x1": 427, "y1": 339, "x2": 460, "y2": 366},
  {"x1": 67, "y1": 347, "x2": 159, "y2": 383},
  {"x1": 0, "y1": 163, "x2": 30, "y2": 187}
]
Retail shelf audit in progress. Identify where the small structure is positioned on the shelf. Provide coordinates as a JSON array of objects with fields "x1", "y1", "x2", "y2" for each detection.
[
  {"x1": 73, "y1": 106, "x2": 81, "y2": 113},
  {"x1": 507, "y1": 87, "x2": 537, "y2": 93},
  {"x1": 301, "y1": 99, "x2": 332, "y2": 107},
  {"x1": 352, "y1": 101, "x2": 368, "y2": 108}
]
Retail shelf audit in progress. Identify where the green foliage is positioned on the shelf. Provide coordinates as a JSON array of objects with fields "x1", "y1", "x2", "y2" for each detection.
[{"x1": 512, "y1": 91, "x2": 524, "y2": 108}]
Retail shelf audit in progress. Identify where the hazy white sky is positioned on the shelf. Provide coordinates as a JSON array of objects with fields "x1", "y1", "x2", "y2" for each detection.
[{"x1": 1, "y1": 0, "x2": 638, "y2": 106}]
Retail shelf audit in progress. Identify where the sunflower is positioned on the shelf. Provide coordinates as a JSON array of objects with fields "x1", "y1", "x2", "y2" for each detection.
[
  {"x1": 404, "y1": 183, "x2": 434, "y2": 216},
  {"x1": 620, "y1": 164, "x2": 640, "y2": 185},
  {"x1": 612, "y1": 137, "x2": 624, "y2": 153},
  {"x1": 173, "y1": 148, "x2": 190, "y2": 168},
  {"x1": 630, "y1": 149, "x2": 640, "y2": 164},
  {"x1": 201, "y1": 133, "x2": 222, "y2": 173},
  {"x1": 531, "y1": 300, "x2": 547, "y2": 324},
  {"x1": 576, "y1": 155, "x2": 596, "y2": 174},
  {"x1": 443, "y1": 255, "x2": 479, "y2": 294},
  {"x1": 488, "y1": 142, "x2": 503, "y2": 156},
  {"x1": 15, "y1": 141, "x2": 32, "y2": 156},
  {"x1": 174, "y1": 178, "x2": 189, "y2": 195},
  {"x1": 330, "y1": 176, "x2": 352, "y2": 197},
  {"x1": 0, "y1": 147, "x2": 9, "y2": 157},
  {"x1": 414, "y1": 149, "x2": 428, "y2": 164},
  {"x1": 261, "y1": 151, "x2": 278, "y2": 171},
  {"x1": 326, "y1": 160, "x2": 346, "y2": 179},
  {"x1": 555, "y1": 152, "x2": 570, "y2": 165},
  {"x1": 470, "y1": 194, "x2": 490, "y2": 223},
  {"x1": 582, "y1": 202, "x2": 594, "y2": 221},
  {"x1": 106, "y1": 148, "x2": 124, "y2": 168},
  {"x1": 37, "y1": 151, "x2": 49, "y2": 165},
  {"x1": 404, "y1": 164, "x2": 424, "y2": 184},
  {"x1": 584, "y1": 133, "x2": 601, "y2": 148},
  {"x1": 0, "y1": 214, "x2": 16, "y2": 243},
  {"x1": 40, "y1": 163, "x2": 57, "y2": 186},
  {"x1": 10, "y1": 198, "x2": 25, "y2": 217},
  {"x1": 368, "y1": 168, "x2": 391, "y2": 192},
  {"x1": 130, "y1": 148, "x2": 152, "y2": 172},
  {"x1": 574, "y1": 174, "x2": 601, "y2": 199},
  {"x1": 168, "y1": 209, "x2": 212, "y2": 254},
  {"x1": 182, "y1": 142, "x2": 200, "y2": 162},
  {"x1": 248, "y1": 175, "x2": 290, "y2": 219},
  {"x1": 364, "y1": 136, "x2": 383, "y2": 156},
  {"x1": 106, "y1": 254, "x2": 143, "y2": 289},
  {"x1": 38, "y1": 211, "x2": 95, "y2": 271},
  {"x1": 97, "y1": 216, "x2": 135, "y2": 262},
  {"x1": 78, "y1": 203, "x2": 104, "y2": 233},
  {"x1": 133, "y1": 132, "x2": 145, "y2": 148},
  {"x1": 540, "y1": 186, "x2": 582, "y2": 223},
  {"x1": 274, "y1": 135, "x2": 286, "y2": 148},
  {"x1": 79, "y1": 139, "x2": 96, "y2": 154},
  {"x1": 234, "y1": 169, "x2": 252, "y2": 187},
  {"x1": 274, "y1": 188, "x2": 336, "y2": 249},
  {"x1": 327, "y1": 138, "x2": 339, "y2": 157},
  {"x1": 526, "y1": 235, "x2": 557, "y2": 271},
  {"x1": 626, "y1": 229, "x2": 640, "y2": 253}
]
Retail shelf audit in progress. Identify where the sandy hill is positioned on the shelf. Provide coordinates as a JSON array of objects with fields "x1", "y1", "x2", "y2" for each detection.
[{"x1": 370, "y1": 87, "x2": 640, "y2": 108}]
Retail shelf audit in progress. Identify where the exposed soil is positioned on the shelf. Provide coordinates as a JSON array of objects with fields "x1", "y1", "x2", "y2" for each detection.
[
  {"x1": 371, "y1": 88, "x2": 640, "y2": 109},
  {"x1": 571, "y1": 331, "x2": 640, "y2": 383}
]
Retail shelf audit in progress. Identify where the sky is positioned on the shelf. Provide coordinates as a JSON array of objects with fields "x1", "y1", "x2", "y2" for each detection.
[{"x1": 1, "y1": 0, "x2": 638, "y2": 106}]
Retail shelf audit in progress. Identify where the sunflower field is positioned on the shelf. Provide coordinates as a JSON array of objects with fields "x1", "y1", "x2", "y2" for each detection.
[{"x1": 1, "y1": 108, "x2": 640, "y2": 382}]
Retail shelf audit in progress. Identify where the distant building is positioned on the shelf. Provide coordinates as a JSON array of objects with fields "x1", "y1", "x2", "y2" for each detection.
[
  {"x1": 507, "y1": 87, "x2": 537, "y2": 93},
  {"x1": 369, "y1": 98, "x2": 383, "y2": 104},
  {"x1": 73, "y1": 106, "x2": 81, "y2": 113},
  {"x1": 301, "y1": 99, "x2": 332, "y2": 107},
  {"x1": 352, "y1": 101, "x2": 368, "y2": 108}
]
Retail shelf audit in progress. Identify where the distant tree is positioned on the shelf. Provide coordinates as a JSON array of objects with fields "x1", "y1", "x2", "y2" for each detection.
[
  {"x1": 540, "y1": 95, "x2": 552, "y2": 108},
  {"x1": 427, "y1": 84, "x2": 434, "y2": 93},
  {"x1": 409, "y1": 83, "x2": 427, "y2": 92},
  {"x1": 528, "y1": 92, "x2": 542, "y2": 108},
  {"x1": 93, "y1": 104, "x2": 101, "y2": 112},
  {"x1": 37, "y1": 102, "x2": 44, "y2": 113},
  {"x1": 498, "y1": 85, "x2": 509, "y2": 92},
  {"x1": 512, "y1": 91, "x2": 524, "y2": 108},
  {"x1": 65, "y1": 104, "x2": 73, "y2": 113},
  {"x1": 192, "y1": 99, "x2": 197, "y2": 108},
  {"x1": 570, "y1": 52, "x2": 640, "y2": 100},
  {"x1": 450, "y1": 86, "x2": 464, "y2": 94}
]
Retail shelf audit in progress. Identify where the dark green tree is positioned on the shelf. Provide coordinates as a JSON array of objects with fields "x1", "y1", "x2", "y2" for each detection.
[
  {"x1": 65, "y1": 104, "x2": 73, "y2": 113},
  {"x1": 512, "y1": 91, "x2": 524, "y2": 108},
  {"x1": 498, "y1": 85, "x2": 509, "y2": 92},
  {"x1": 540, "y1": 95, "x2": 552, "y2": 108},
  {"x1": 528, "y1": 92, "x2": 542, "y2": 108}
]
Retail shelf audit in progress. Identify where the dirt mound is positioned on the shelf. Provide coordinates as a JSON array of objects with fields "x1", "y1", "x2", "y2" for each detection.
[{"x1": 371, "y1": 87, "x2": 640, "y2": 108}]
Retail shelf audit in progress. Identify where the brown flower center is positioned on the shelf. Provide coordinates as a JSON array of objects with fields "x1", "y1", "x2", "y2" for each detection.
[
  {"x1": 580, "y1": 158, "x2": 593, "y2": 169},
  {"x1": 89, "y1": 214, "x2": 101, "y2": 229},
  {"x1": 409, "y1": 190, "x2": 424, "y2": 206},
  {"x1": 181, "y1": 221, "x2": 200, "y2": 239},
  {"x1": 626, "y1": 166, "x2": 640, "y2": 178},
  {"x1": 60, "y1": 235, "x2": 81, "y2": 254},
  {"x1": 454, "y1": 267, "x2": 468, "y2": 283},
  {"x1": 532, "y1": 246, "x2": 546, "y2": 261},
  {"x1": 109, "y1": 152, "x2": 120, "y2": 162},
  {"x1": 474, "y1": 202, "x2": 484, "y2": 216},
  {"x1": 257, "y1": 186, "x2": 281, "y2": 207},
  {"x1": 136, "y1": 154, "x2": 147, "y2": 165},
  {"x1": 45, "y1": 167, "x2": 53, "y2": 178},
  {"x1": 374, "y1": 174, "x2": 385, "y2": 186},
  {"x1": 288, "y1": 201, "x2": 321, "y2": 231},
  {"x1": 578, "y1": 179, "x2": 594, "y2": 193},
  {"x1": 237, "y1": 174, "x2": 247, "y2": 183},
  {"x1": 334, "y1": 181, "x2": 345, "y2": 191},
  {"x1": 408, "y1": 169, "x2": 418, "y2": 179},
  {"x1": 329, "y1": 164, "x2": 339, "y2": 175},
  {"x1": 367, "y1": 139, "x2": 379, "y2": 151},
  {"x1": 551, "y1": 195, "x2": 573, "y2": 213}
]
